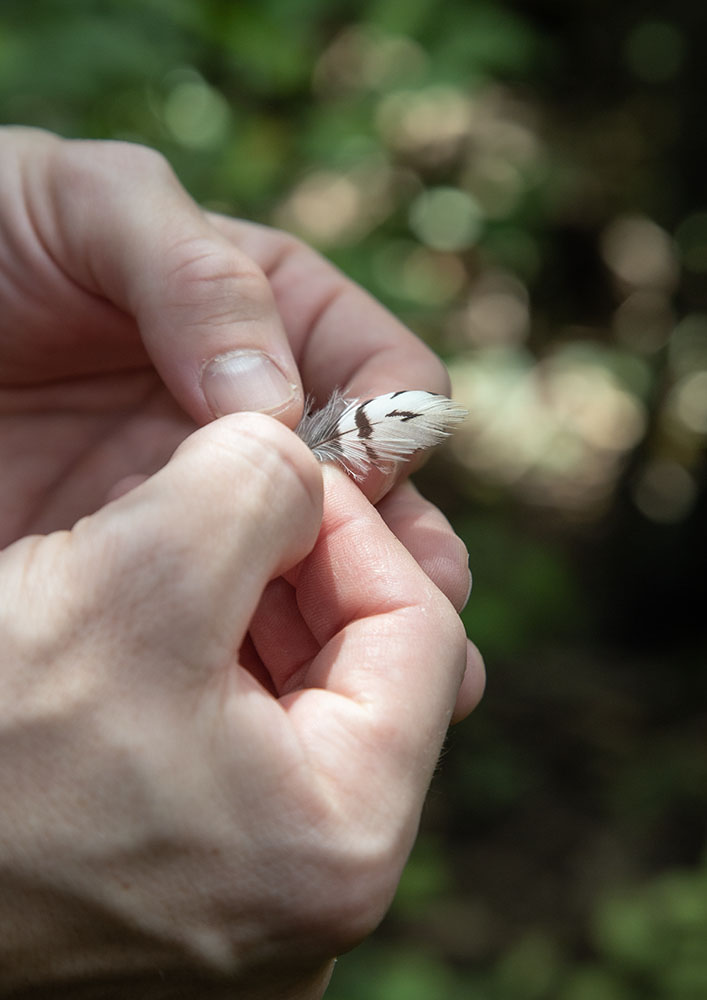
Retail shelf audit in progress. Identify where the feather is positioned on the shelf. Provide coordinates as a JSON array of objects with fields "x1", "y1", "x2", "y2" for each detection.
[{"x1": 295, "y1": 389, "x2": 467, "y2": 478}]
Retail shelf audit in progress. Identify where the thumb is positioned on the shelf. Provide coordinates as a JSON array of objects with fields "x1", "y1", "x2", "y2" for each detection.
[
  {"x1": 43, "y1": 133, "x2": 304, "y2": 425},
  {"x1": 69, "y1": 413, "x2": 322, "y2": 687}
]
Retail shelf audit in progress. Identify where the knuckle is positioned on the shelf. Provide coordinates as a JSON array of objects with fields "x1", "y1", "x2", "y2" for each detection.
[
  {"x1": 166, "y1": 238, "x2": 261, "y2": 286},
  {"x1": 282, "y1": 829, "x2": 403, "y2": 956},
  {"x1": 0, "y1": 534, "x2": 105, "y2": 717},
  {"x1": 96, "y1": 139, "x2": 173, "y2": 177},
  {"x1": 56, "y1": 139, "x2": 175, "y2": 198},
  {"x1": 267, "y1": 228, "x2": 310, "y2": 260},
  {"x1": 163, "y1": 238, "x2": 273, "y2": 320}
]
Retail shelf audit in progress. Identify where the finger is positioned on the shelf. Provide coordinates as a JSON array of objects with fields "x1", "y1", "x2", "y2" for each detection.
[
  {"x1": 31, "y1": 132, "x2": 303, "y2": 425},
  {"x1": 239, "y1": 631, "x2": 277, "y2": 696},
  {"x1": 248, "y1": 484, "x2": 485, "y2": 714},
  {"x1": 375, "y1": 480, "x2": 485, "y2": 722},
  {"x1": 375, "y1": 480, "x2": 472, "y2": 612},
  {"x1": 284, "y1": 466, "x2": 469, "y2": 802},
  {"x1": 103, "y1": 473, "x2": 150, "y2": 503},
  {"x1": 453, "y1": 641, "x2": 486, "y2": 724},
  {"x1": 206, "y1": 217, "x2": 451, "y2": 402},
  {"x1": 207, "y1": 218, "x2": 454, "y2": 500},
  {"x1": 248, "y1": 575, "x2": 320, "y2": 692},
  {"x1": 68, "y1": 413, "x2": 322, "y2": 686}
]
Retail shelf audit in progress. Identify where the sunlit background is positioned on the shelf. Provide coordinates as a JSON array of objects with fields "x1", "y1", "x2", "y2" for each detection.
[{"x1": 2, "y1": 1, "x2": 705, "y2": 996}]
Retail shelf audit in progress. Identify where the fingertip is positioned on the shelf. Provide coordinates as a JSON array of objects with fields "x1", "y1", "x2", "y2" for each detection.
[
  {"x1": 319, "y1": 461, "x2": 363, "y2": 511},
  {"x1": 364, "y1": 466, "x2": 398, "y2": 505},
  {"x1": 198, "y1": 411, "x2": 324, "y2": 521},
  {"x1": 451, "y1": 640, "x2": 486, "y2": 724}
]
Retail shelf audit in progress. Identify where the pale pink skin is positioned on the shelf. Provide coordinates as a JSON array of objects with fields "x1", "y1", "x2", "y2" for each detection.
[{"x1": 0, "y1": 128, "x2": 484, "y2": 998}]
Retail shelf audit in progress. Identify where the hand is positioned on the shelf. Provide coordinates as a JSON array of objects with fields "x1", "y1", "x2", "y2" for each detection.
[
  {"x1": 0, "y1": 416, "x2": 483, "y2": 997},
  {"x1": 0, "y1": 127, "x2": 484, "y2": 996},
  {"x1": 0, "y1": 126, "x2": 452, "y2": 545}
]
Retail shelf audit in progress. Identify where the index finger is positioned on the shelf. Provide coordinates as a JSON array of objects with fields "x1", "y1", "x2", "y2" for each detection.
[{"x1": 17, "y1": 131, "x2": 304, "y2": 426}]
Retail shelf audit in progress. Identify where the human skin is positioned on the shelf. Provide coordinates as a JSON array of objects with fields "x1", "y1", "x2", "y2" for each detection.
[{"x1": 0, "y1": 128, "x2": 484, "y2": 998}]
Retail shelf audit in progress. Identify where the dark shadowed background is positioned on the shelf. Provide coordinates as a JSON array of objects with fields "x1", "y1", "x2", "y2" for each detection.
[{"x1": 2, "y1": 1, "x2": 705, "y2": 996}]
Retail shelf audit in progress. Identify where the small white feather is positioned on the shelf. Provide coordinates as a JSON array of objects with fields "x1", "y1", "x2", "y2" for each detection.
[{"x1": 295, "y1": 389, "x2": 467, "y2": 477}]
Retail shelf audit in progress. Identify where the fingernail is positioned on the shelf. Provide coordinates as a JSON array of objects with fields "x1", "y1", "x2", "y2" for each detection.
[
  {"x1": 368, "y1": 466, "x2": 398, "y2": 505},
  {"x1": 201, "y1": 350, "x2": 297, "y2": 417},
  {"x1": 461, "y1": 567, "x2": 473, "y2": 611}
]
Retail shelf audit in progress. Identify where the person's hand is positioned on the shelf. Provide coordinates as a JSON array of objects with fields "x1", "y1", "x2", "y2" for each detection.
[
  {"x1": 0, "y1": 123, "x2": 480, "y2": 720},
  {"x1": 1, "y1": 126, "x2": 454, "y2": 547},
  {"x1": 0, "y1": 127, "x2": 484, "y2": 997},
  {"x1": 0, "y1": 415, "x2": 483, "y2": 997}
]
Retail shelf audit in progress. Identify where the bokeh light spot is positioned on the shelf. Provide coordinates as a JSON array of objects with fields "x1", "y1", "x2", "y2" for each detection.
[
  {"x1": 376, "y1": 85, "x2": 473, "y2": 159},
  {"x1": 601, "y1": 215, "x2": 678, "y2": 290},
  {"x1": 624, "y1": 20, "x2": 686, "y2": 83},
  {"x1": 669, "y1": 315, "x2": 707, "y2": 377},
  {"x1": 675, "y1": 212, "x2": 707, "y2": 273},
  {"x1": 457, "y1": 271, "x2": 530, "y2": 346},
  {"x1": 313, "y1": 27, "x2": 427, "y2": 96},
  {"x1": 374, "y1": 241, "x2": 466, "y2": 305},
  {"x1": 449, "y1": 346, "x2": 646, "y2": 515},
  {"x1": 668, "y1": 371, "x2": 707, "y2": 435},
  {"x1": 613, "y1": 291, "x2": 674, "y2": 354},
  {"x1": 633, "y1": 460, "x2": 696, "y2": 523},
  {"x1": 163, "y1": 74, "x2": 230, "y2": 150},
  {"x1": 274, "y1": 160, "x2": 394, "y2": 246},
  {"x1": 409, "y1": 187, "x2": 483, "y2": 252}
]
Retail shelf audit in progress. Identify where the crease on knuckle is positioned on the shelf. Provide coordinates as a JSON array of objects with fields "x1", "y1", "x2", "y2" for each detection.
[{"x1": 163, "y1": 238, "x2": 273, "y2": 317}]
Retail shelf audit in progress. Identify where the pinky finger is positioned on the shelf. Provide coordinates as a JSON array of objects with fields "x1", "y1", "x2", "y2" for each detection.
[{"x1": 452, "y1": 640, "x2": 486, "y2": 723}]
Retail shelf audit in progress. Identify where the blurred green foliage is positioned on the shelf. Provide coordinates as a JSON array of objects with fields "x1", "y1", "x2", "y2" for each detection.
[{"x1": 1, "y1": 0, "x2": 705, "y2": 995}]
